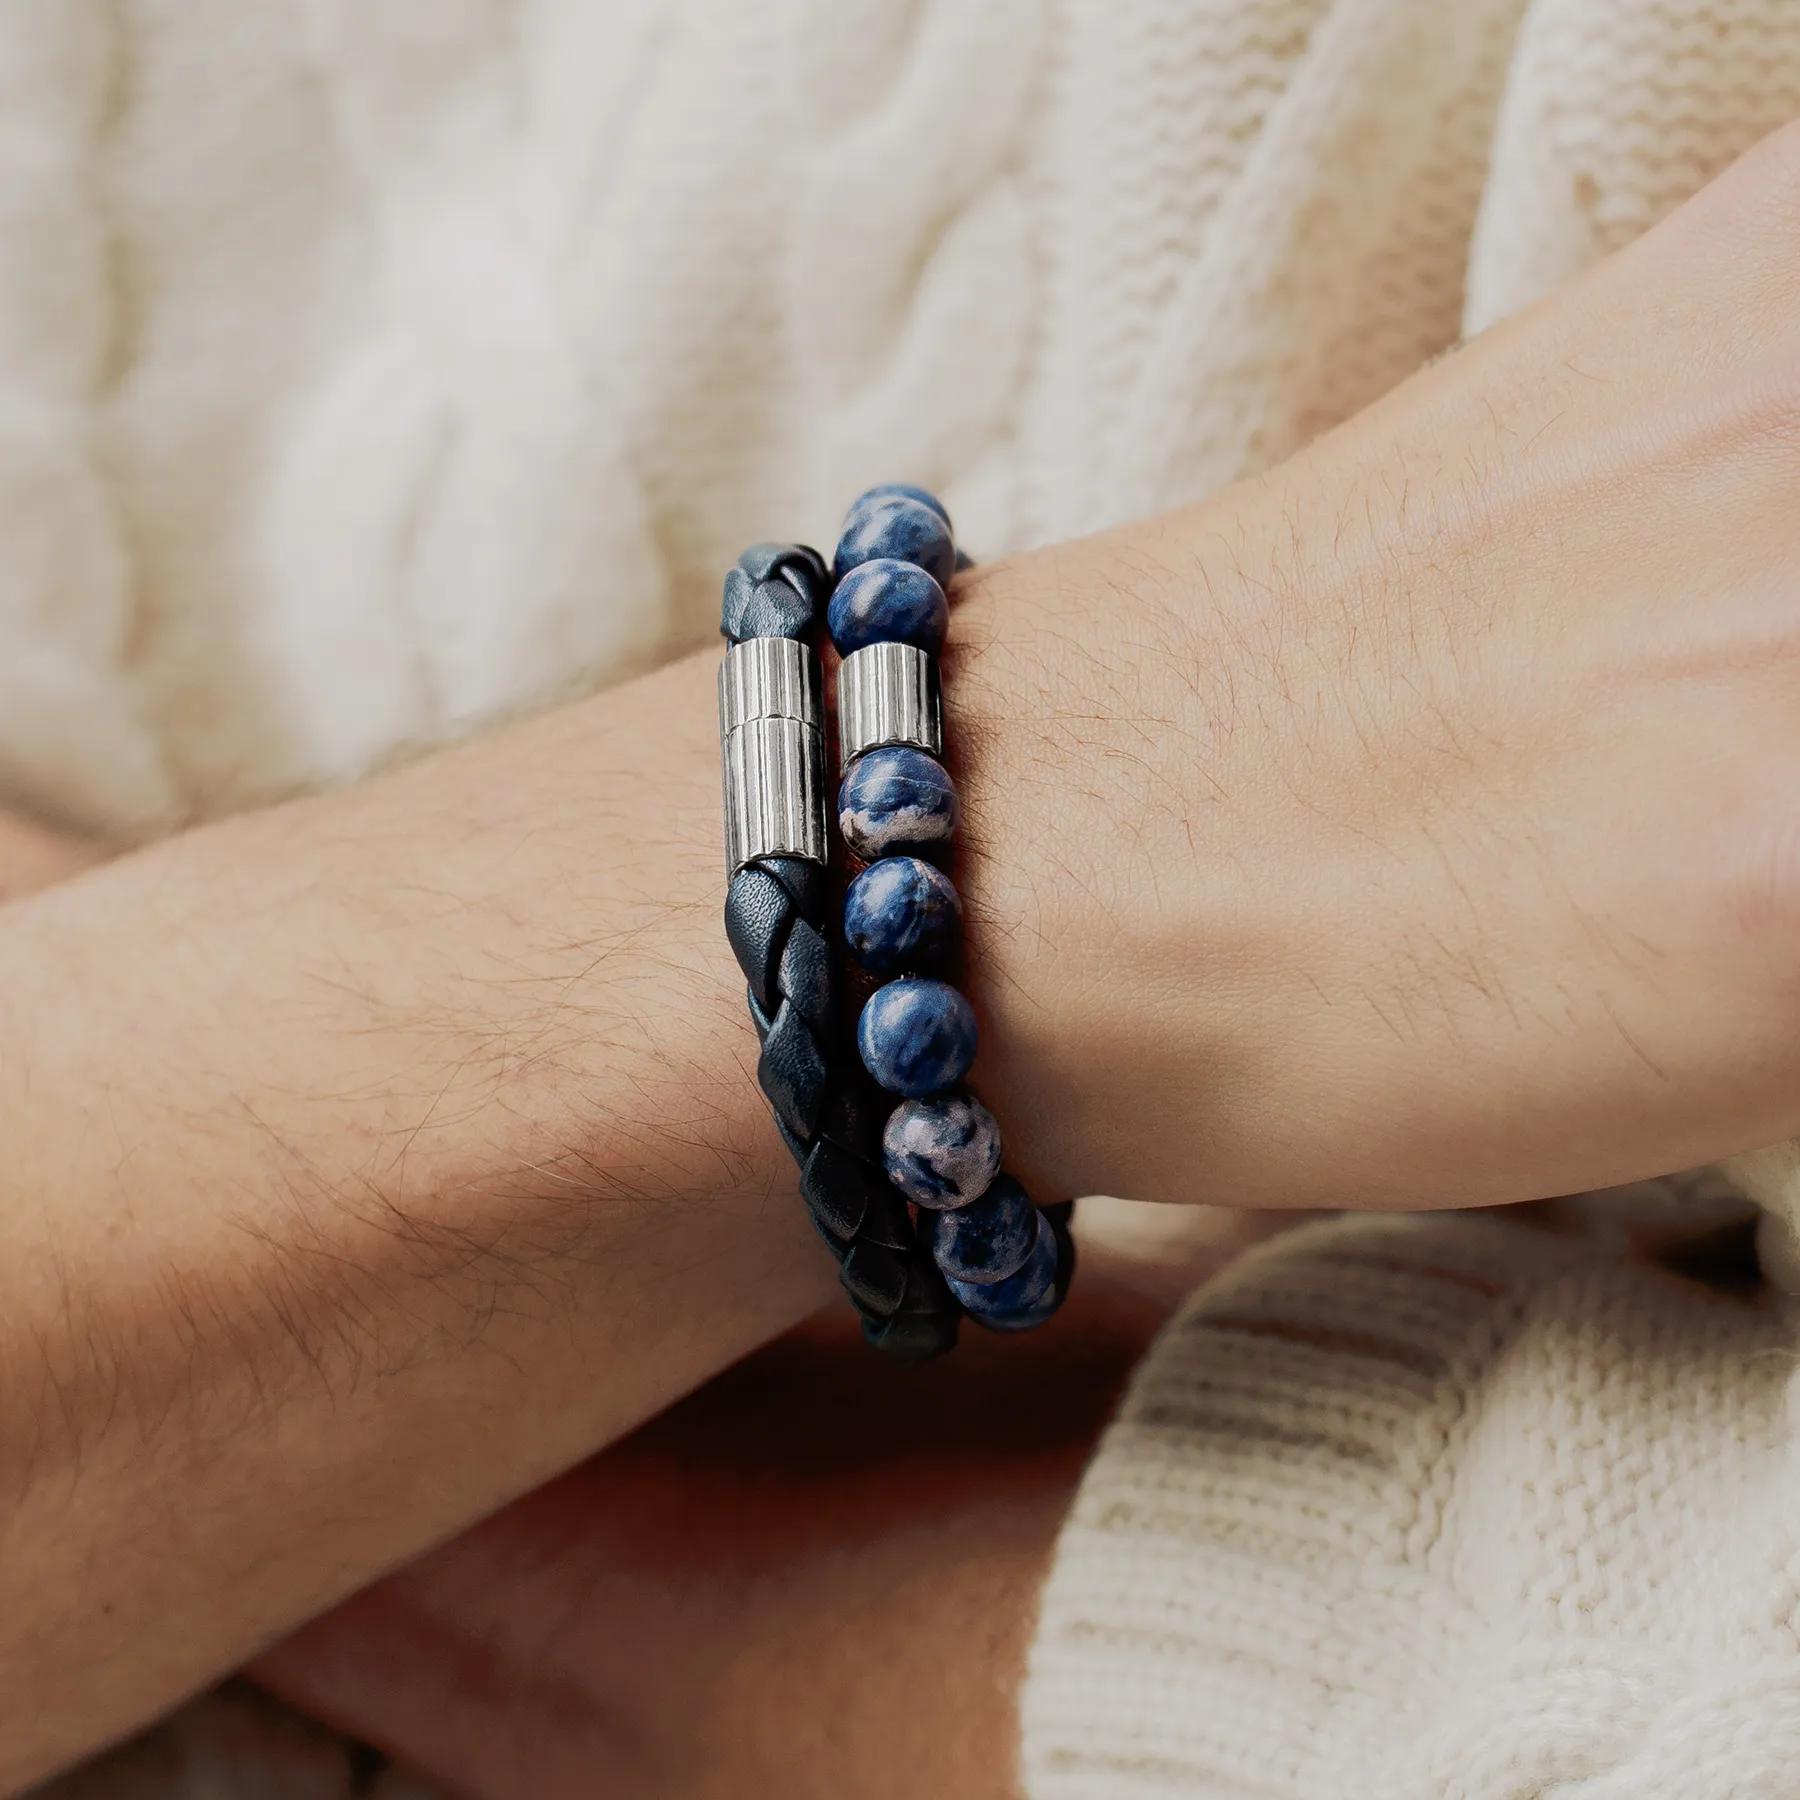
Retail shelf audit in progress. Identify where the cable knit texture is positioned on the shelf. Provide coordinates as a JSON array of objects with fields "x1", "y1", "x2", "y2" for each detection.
[
  {"x1": 1023, "y1": 1206, "x2": 1800, "y2": 1799},
  {"x1": 26, "y1": 0, "x2": 1799, "y2": 839},
  {"x1": 19, "y1": 0, "x2": 1800, "y2": 1793}
]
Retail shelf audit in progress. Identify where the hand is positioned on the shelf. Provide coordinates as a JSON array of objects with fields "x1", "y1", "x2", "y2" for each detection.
[
  {"x1": 951, "y1": 122, "x2": 1800, "y2": 1214},
  {"x1": 251, "y1": 1209, "x2": 1272, "y2": 1800}
]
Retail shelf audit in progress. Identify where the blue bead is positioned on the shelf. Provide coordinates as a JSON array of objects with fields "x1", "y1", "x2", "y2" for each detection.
[
  {"x1": 828, "y1": 559, "x2": 950, "y2": 657},
  {"x1": 844, "y1": 855, "x2": 961, "y2": 977},
  {"x1": 838, "y1": 746, "x2": 958, "y2": 860},
  {"x1": 857, "y1": 976, "x2": 976, "y2": 1097},
  {"x1": 882, "y1": 1092, "x2": 1001, "y2": 1209},
  {"x1": 850, "y1": 483, "x2": 953, "y2": 529},
  {"x1": 949, "y1": 1209, "x2": 1058, "y2": 1318},
  {"x1": 835, "y1": 494, "x2": 956, "y2": 588},
  {"x1": 926, "y1": 1172, "x2": 1036, "y2": 1282}
]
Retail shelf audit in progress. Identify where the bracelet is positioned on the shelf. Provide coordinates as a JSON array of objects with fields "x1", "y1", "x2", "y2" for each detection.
[{"x1": 718, "y1": 486, "x2": 1073, "y2": 1359}]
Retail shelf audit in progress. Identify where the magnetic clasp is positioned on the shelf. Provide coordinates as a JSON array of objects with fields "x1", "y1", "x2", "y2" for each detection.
[{"x1": 720, "y1": 638, "x2": 827, "y2": 877}]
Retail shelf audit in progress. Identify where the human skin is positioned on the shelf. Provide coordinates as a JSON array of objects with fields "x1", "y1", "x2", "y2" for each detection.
[
  {"x1": 0, "y1": 824, "x2": 1249, "y2": 1800},
  {"x1": 243, "y1": 1206, "x2": 1284, "y2": 1800},
  {"x1": 0, "y1": 668, "x2": 843, "y2": 1793},
  {"x1": 253, "y1": 1260, "x2": 1192, "y2": 1800},
  {"x1": 15, "y1": 121, "x2": 1800, "y2": 1794},
  {"x1": 954, "y1": 121, "x2": 1800, "y2": 1215}
]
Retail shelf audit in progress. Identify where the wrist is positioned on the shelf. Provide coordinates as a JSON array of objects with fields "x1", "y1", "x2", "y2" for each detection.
[
  {"x1": 943, "y1": 483, "x2": 1484, "y2": 1215},
  {"x1": 945, "y1": 526, "x2": 1261, "y2": 1209}
]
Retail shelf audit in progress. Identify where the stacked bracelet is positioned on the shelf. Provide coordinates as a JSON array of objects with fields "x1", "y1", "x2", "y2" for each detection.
[
  {"x1": 719, "y1": 534, "x2": 964, "y2": 1362},
  {"x1": 719, "y1": 485, "x2": 1073, "y2": 1359}
]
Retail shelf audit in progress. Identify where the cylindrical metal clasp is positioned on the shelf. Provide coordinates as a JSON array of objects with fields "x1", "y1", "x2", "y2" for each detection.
[
  {"x1": 836, "y1": 640, "x2": 943, "y2": 772},
  {"x1": 719, "y1": 636, "x2": 827, "y2": 877}
]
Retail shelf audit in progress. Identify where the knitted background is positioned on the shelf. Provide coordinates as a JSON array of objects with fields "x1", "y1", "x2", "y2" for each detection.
[
  {"x1": 1023, "y1": 1197, "x2": 1800, "y2": 1799},
  {"x1": 17, "y1": 0, "x2": 1794, "y2": 849}
]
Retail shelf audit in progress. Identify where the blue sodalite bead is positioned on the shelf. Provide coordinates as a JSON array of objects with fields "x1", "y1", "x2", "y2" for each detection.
[
  {"x1": 838, "y1": 746, "x2": 959, "y2": 860},
  {"x1": 834, "y1": 493, "x2": 956, "y2": 588},
  {"x1": 844, "y1": 855, "x2": 961, "y2": 977},
  {"x1": 881, "y1": 1092, "x2": 1001, "y2": 1209},
  {"x1": 948, "y1": 1209, "x2": 1057, "y2": 1317},
  {"x1": 925, "y1": 1172, "x2": 1036, "y2": 1282},
  {"x1": 828, "y1": 559, "x2": 950, "y2": 657},
  {"x1": 857, "y1": 976, "x2": 977, "y2": 1097},
  {"x1": 850, "y1": 483, "x2": 952, "y2": 529}
]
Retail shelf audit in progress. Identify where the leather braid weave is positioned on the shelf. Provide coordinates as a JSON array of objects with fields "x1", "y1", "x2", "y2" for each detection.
[{"x1": 723, "y1": 543, "x2": 962, "y2": 1362}]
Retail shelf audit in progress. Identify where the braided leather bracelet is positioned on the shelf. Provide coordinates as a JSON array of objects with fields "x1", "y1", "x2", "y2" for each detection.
[{"x1": 719, "y1": 486, "x2": 1073, "y2": 1360}]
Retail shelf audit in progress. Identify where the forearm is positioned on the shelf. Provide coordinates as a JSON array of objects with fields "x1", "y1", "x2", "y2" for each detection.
[{"x1": 0, "y1": 650, "x2": 836, "y2": 1790}]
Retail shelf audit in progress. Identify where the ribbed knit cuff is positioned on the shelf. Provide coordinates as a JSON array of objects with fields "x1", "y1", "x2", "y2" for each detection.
[{"x1": 1018, "y1": 1213, "x2": 1585, "y2": 1799}]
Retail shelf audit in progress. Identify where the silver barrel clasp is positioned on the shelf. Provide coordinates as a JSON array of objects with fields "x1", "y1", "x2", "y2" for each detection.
[{"x1": 719, "y1": 635, "x2": 827, "y2": 877}]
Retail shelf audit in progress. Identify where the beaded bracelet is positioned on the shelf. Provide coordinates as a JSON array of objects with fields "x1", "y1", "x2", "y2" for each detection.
[{"x1": 719, "y1": 485, "x2": 1073, "y2": 1360}]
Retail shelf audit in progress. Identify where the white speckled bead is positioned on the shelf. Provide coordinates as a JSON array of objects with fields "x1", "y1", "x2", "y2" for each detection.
[
  {"x1": 882, "y1": 1094, "x2": 1002, "y2": 1209},
  {"x1": 838, "y1": 745, "x2": 958, "y2": 860}
]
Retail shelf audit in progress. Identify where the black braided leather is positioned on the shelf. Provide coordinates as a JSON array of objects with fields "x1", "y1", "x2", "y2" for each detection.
[{"x1": 723, "y1": 544, "x2": 962, "y2": 1362}]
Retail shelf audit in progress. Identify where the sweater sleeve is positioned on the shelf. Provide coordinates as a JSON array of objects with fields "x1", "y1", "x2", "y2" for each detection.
[{"x1": 1017, "y1": 1207, "x2": 1800, "y2": 1800}]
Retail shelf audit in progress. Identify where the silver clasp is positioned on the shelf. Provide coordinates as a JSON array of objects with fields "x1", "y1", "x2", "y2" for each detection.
[{"x1": 719, "y1": 636, "x2": 827, "y2": 877}]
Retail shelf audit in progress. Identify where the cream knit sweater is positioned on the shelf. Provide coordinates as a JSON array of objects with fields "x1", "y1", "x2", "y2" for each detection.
[
  {"x1": 1027, "y1": 1189, "x2": 1800, "y2": 1800},
  {"x1": 22, "y1": 0, "x2": 1800, "y2": 1794}
]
